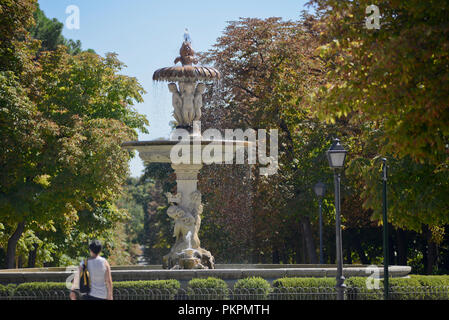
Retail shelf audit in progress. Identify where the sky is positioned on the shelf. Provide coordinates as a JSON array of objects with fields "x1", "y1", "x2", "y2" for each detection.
[{"x1": 38, "y1": 0, "x2": 309, "y2": 177}]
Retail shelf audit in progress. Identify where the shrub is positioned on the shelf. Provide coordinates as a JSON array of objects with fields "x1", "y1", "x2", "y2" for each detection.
[
  {"x1": 271, "y1": 277, "x2": 336, "y2": 300},
  {"x1": 389, "y1": 277, "x2": 424, "y2": 300},
  {"x1": 345, "y1": 277, "x2": 383, "y2": 300},
  {"x1": 409, "y1": 275, "x2": 449, "y2": 300},
  {"x1": 187, "y1": 277, "x2": 228, "y2": 300},
  {"x1": 114, "y1": 280, "x2": 180, "y2": 300},
  {"x1": 233, "y1": 277, "x2": 271, "y2": 300},
  {"x1": 14, "y1": 282, "x2": 69, "y2": 300},
  {"x1": 0, "y1": 284, "x2": 9, "y2": 298},
  {"x1": 345, "y1": 276, "x2": 449, "y2": 300}
]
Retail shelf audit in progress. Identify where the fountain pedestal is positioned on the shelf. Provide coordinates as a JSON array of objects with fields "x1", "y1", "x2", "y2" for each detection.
[{"x1": 163, "y1": 164, "x2": 214, "y2": 270}]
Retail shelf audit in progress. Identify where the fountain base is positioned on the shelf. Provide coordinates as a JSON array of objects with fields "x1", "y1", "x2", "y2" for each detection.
[{"x1": 163, "y1": 247, "x2": 214, "y2": 270}]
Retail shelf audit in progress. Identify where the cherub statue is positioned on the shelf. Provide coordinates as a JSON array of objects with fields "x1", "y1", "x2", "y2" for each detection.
[
  {"x1": 167, "y1": 205, "x2": 183, "y2": 219},
  {"x1": 179, "y1": 82, "x2": 195, "y2": 125},
  {"x1": 193, "y1": 83, "x2": 206, "y2": 121},
  {"x1": 168, "y1": 83, "x2": 184, "y2": 126},
  {"x1": 189, "y1": 191, "x2": 203, "y2": 216},
  {"x1": 174, "y1": 213, "x2": 196, "y2": 245}
]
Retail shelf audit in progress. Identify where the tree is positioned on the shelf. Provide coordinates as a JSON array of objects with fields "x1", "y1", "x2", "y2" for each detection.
[
  {"x1": 308, "y1": 0, "x2": 449, "y2": 166},
  {"x1": 29, "y1": 4, "x2": 84, "y2": 55},
  {"x1": 0, "y1": 1, "x2": 149, "y2": 268},
  {"x1": 308, "y1": 0, "x2": 449, "y2": 272},
  {"x1": 200, "y1": 16, "x2": 343, "y2": 263}
]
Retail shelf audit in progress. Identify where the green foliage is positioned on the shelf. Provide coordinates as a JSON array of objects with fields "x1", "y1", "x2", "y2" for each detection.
[
  {"x1": 273, "y1": 277, "x2": 336, "y2": 288},
  {"x1": 187, "y1": 277, "x2": 228, "y2": 300},
  {"x1": 29, "y1": 4, "x2": 64, "y2": 52},
  {"x1": 114, "y1": 280, "x2": 180, "y2": 300},
  {"x1": 0, "y1": 284, "x2": 8, "y2": 297},
  {"x1": 7, "y1": 280, "x2": 181, "y2": 300},
  {"x1": 389, "y1": 277, "x2": 424, "y2": 300},
  {"x1": 272, "y1": 277, "x2": 336, "y2": 300},
  {"x1": 0, "y1": 0, "x2": 38, "y2": 74},
  {"x1": 410, "y1": 275, "x2": 449, "y2": 299},
  {"x1": 345, "y1": 277, "x2": 383, "y2": 300},
  {"x1": 14, "y1": 282, "x2": 68, "y2": 299},
  {"x1": 310, "y1": 0, "x2": 449, "y2": 165},
  {"x1": 345, "y1": 276, "x2": 449, "y2": 300},
  {"x1": 29, "y1": 4, "x2": 87, "y2": 55},
  {"x1": 0, "y1": 1, "x2": 149, "y2": 268},
  {"x1": 233, "y1": 277, "x2": 271, "y2": 300}
]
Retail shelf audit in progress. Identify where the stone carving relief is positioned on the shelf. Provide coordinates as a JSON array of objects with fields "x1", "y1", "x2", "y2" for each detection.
[
  {"x1": 163, "y1": 191, "x2": 214, "y2": 270},
  {"x1": 168, "y1": 82, "x2": 207, "y2": 127}
]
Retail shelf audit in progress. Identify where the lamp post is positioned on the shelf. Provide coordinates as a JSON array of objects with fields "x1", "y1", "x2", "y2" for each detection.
[
  {"x1": 314, "y1": 182, "x2": 326, "y2": 264},
  {"x1": 327, "y1": 138, "x2": 347, "y2": 301},
  {"x1": 382, "y1": 158, "x2": 389, "y2": 300}
]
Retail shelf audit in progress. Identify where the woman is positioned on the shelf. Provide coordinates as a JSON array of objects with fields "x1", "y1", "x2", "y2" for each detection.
[{"x1": 70, "y1": 240, "x2": 113, "y2": 300}]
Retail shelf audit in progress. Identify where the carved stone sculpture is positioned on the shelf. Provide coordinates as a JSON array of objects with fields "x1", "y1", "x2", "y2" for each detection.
[
  {"x1": 193, "y1": 83, "x2": 206, "y2": 121},
  {"x1": 168, "y1": 83, "x2": 184, "y2": 125},
  {"x1": 179, "y1": 82, "x2": 196, "y2": 125},
  {"x1": 162, "y1": 175, "x2": 215, "y2": 270},
  {"x1": 169, "y1": 82, "x2": 207, "y2": 128},
  {"x1": 174, "y1": 40, "x2": 198, "y2": 66}
]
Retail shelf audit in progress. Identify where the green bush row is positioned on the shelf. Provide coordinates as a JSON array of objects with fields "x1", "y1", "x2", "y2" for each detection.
[
  {"x1": 1, "y1": 275, "x2": 449, "y2": 300},
  {"x1": 345, "y1": 276, "x2": 449, "y2": 300}
]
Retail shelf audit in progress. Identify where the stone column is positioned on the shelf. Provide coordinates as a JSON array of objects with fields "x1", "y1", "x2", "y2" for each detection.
[
  {"x1": 163, "y1": 163, "x2": 215, "y2": 269},
  {"x1": 172, "y1": 164, "x2": 202, "y2": 209}
]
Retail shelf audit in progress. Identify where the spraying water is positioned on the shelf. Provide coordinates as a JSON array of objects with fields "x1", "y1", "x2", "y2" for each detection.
[
  {"x1": 184, "y1": 28, "x2": 191, "y2": 43},
  {"x1": 186, "y1": 231, "x2": 192, "y2": 249}
]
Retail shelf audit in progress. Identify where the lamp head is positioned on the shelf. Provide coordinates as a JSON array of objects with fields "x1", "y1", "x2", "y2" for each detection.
[{"x1": 326, "y1": 138, "x2": 347, "y2": 169}]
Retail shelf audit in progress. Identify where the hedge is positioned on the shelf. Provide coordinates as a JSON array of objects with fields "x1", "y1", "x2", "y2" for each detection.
[
  {"x1": 1, "y1": 275, "x2": 449, "y2": 300},
  {"x1": 14, "y1": 282, "x2": 69, "y2": 300},
  {"x1": 345, "y1": 277, "x2": 383, "y2": 300},
  {"x1": 187, "y1": 277, "x2": 228, "y2": 300},
  {"x1": 272, "y1": 277, "x2": 337, "y2": 300},
  {"x1": 233, "y1": 277, "x2": 271, "y2": 300},
  {"x1": 346, "y1": 276, "x2": 449, "y2": 300},
  {"x1": 407, "y1": 275, "x2": 449, "y2": 300},
  {"x1": 0, "y1": 284, "x2": 9, "y2": 297},
  {"x1": 113, "y1": 280, "x2": 180, "y2": 300},
  {"x1": 9, "y1": 280, "x2": 181, "y2": 300}
]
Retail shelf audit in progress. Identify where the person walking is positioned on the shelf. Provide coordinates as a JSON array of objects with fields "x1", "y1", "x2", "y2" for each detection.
[{"x1": 70, "y1": 240, "x2": 113, "y2": 300}]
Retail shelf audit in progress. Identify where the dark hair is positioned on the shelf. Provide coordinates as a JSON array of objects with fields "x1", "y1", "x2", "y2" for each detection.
[{"x1": 89, "y1": 240, "x2": 102, "y2": 255}]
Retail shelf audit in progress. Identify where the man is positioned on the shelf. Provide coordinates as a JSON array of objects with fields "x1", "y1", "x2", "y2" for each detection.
[{"x1": 70, "y1": 240, "x2": 113, "y2": 300}]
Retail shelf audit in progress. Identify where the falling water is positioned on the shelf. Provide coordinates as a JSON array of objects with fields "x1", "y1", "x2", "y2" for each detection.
[{"x1": 186, "y1": 231, "x2": 192, "y2": 249}]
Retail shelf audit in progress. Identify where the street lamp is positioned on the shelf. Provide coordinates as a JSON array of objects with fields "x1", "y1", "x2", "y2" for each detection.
[
  {"x1": 382, "y1": 158, "x2": 389, "y2": 300},
  {"x1": 327, "y1": 138, "x2": 347, "y2": 301},
  {"x1": 314, "y1": 182, "x2": 326, "y2": 265}
]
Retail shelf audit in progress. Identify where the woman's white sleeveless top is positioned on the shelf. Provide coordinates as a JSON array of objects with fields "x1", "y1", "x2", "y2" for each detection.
[{"x1": 81, "y1": 256, "x2": 107, "y2": 299}]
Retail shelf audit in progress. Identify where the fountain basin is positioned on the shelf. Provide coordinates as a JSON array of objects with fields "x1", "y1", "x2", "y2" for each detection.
[
  {"x1": 122, "y1": 138, "x2": 251, "y2": 164},
  {"x1": 0, "y1": 265, "x2": 412, "y2": 287}
]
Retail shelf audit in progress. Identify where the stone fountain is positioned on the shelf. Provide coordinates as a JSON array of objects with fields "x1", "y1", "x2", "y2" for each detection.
[{"x1": 122, "y1": 32, "x2": 247, "y2": 270}]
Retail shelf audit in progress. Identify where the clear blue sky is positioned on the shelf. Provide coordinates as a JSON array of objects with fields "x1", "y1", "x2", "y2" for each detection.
[{"x1": 38, "y1": 0, "x2": 309, "y2": 177}]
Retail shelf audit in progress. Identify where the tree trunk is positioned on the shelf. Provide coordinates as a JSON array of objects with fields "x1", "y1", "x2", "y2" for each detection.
[
  {"x1": 425, "y1": 227, "x2": 438, "y2": 275},
  {"x1": 301, "y1": 231, "x2": 307, "y2": 264},
  {"x1": 28, "y1": 243, "x2": 38, "y2": 268},
  {"x1": 300, "y1": 216, "x2": 318, "y2": 264},
  {"x1": 6, "y1": 221, "x2": 25, "y2": 269}
]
